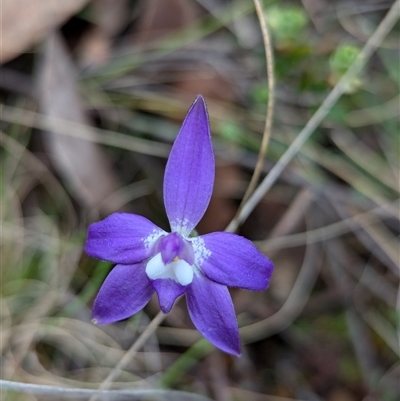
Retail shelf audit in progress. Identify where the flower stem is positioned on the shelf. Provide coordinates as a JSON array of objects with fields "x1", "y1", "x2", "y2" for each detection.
[{"x1": 89, "y1": 311, "x2": 166, "y2": 401}]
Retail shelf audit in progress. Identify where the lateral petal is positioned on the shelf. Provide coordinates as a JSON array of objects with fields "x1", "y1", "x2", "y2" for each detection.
[
  {"x1": 194, "y1": 232, "x2": 273, "y2": 291},
  {"x1": 186, "y1": 274, "x2": 241, "y2": 356},
  {"x1": 163, "y1": 95, "x2": 215, "y2": 236},
  {"x1": 85, "y1": 213, "x2": 166, "y2": 264},
  {"x1": 92, "y1": 264, "x2": 154, "y2": 324}
]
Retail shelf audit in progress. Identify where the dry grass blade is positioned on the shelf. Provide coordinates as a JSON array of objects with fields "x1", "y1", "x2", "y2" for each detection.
[
  {"x1": 355, "y1": 214, "x2": 400, "y2": 270},
  {"x1": 234, "y1": 0, "x2": 275, "y2": 218},
  {"x1": 89, "y1": 311, "x2": 166, "y2": 401},
  {"x1": 0, "y1": 130, "x2": 77, "y2": 228},
  {"x1": 326, "y1": 241, "x2": 384, "y2": 394},
  {"x1": 0, "y1": 105, "x2": 170, "y2": 157},
  {"x1": 330, "y1": 200, "x2": 400, "y2": 277},
  {"x1": 330, "y1": 128, "x2": 399, "y2": 191},
  {"x1": 240, "y1": 217, "x2": 322, "y2": 344},
  {"x1": 231, "y1": 388, "x2": 307, "y2": 401},
  {"x1": 344, "y1": 95, "x2": 400, "y2": 127},
  {"x1": 362, "y1": 308, "x2": 399, "y2": 356},
  {"x1": 0, "y1": 379, "x2": 213, "y2": 401},
  {"x1": 260, "y1": 200, "x2": 399, "y2": 255},
  {"x1": 267, "y1": 188, "x2": 314, "y2": 241}
]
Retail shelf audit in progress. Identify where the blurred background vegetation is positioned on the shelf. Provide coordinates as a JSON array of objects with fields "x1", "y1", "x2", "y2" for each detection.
[{"x1": 1, "y1": 0, "x2": 399, "y2": 400}]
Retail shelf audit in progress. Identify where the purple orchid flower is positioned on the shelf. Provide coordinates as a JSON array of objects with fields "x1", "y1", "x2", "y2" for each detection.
[{"x1": 85, "y1": 95, "x2": 273, "y2": 356}]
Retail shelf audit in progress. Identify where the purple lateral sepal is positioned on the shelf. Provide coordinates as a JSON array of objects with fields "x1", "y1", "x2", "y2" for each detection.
[
  {"x1": 163, "y1": 95, "x2": 215, "y2": 236},
  {"x1": 186, "y1": 274, "x2": 241, "y2": 356},
  {"x1": 85, "y1": 213, "x2": 165, "y2": 264},
  {"x1": 92, "y1": 264, "x2": 154, "y2": 324},
  {"x1": 197, "y1": 232, "x2": 274, "y2": 291}
]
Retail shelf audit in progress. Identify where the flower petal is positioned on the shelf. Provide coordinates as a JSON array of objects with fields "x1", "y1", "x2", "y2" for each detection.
[
  {"x1": 164, "y1": 95, "x2": 215, "y2": 236},
  {"x1": 193, "y1": 232, "x2": 273, "y2": 291},
  {"x1": 85, "y1": 213, "x2": 166, "y2": 264},
  {"x1": 186, "y1": 274, "x2": 241, "y2": 356},
  {"x1": 151, "y1": 279, "x2": 186, "y2": 313},
  {"x1": 92, "y1": 264, "x2": 154, "y2": 324}
]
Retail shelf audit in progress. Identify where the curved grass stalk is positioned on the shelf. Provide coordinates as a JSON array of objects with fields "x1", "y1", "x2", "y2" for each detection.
[
  {"x1": 89, "y1": 311, "x2": 166, "y2": 401},
  {"x1": 234, "y1": 0, "x2": 275, "y2": 219}
]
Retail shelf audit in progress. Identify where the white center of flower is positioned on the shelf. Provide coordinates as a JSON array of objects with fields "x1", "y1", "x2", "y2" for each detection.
[{"x1": 145, "y1": 252, "x2": 194, "y2": 286}]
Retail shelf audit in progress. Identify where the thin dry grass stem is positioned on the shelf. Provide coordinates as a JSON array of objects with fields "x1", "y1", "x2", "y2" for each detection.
[
  {"x1": 239, "y1": 214, "x2": 322, "y2": 343},
  {"x1": 362, "y1": 308, "x2": 399, "y2": 356},
  {"x1": 0, "y1": 105, "x2": 170, "y2": 157},
  {"x1": 155, "y1": 326, "x2": 201, "y2": 347},
  {"x1": 304, "y1": 142, "x2": 400, "y2": 208},
  {"x1": 330, "y1": 128, "x2": 399, "y2": 191},
  {"x1": 267, "y1": 188, "x2": 314, "y2": 242},
  {"x1": 326, "y1": 241, "x2": 382, "y2": 392},
  {"x1": 5, "y1": 269, "x2": 83, "y2": 377},
  {"x1": 230, "y1": 388, "x2": 307, "y2": 401},
  {"x1": 17, "y1": 318, "x2": 129, "y2": 369},
  {"x1": 90, "y1": 311, "x2": 166, "y2": 401},
  {"x1": 0, "y1": 130, "x2": 78, "y2": 228},
  {"x1": 233, "y1": 0, "x2": 275, "y2": 224},
  {"x1": 2, "y1": 125, "x2": 31, "y2": 183},
  {"x1": 1, "y1": 132, "x2": 84, "y2": 381},
  {"x1": 337, "y1": 1, "x2": 400, "y2": 49},
  {"x1": 344, "y1": 94, "x2": 400, "y2": 127},
  {"x1": 333, "y1": 237, "x2": 397, "y2": 306},
  {"x1": 226, "y1": 0, "x2": 400, "y2": 232},
  {"x1": 330, "y1": 200, "x2": 400, "y2": 277},
  {"x1": 397, "y1": 283, "x2": 400, "y2": 358},
  {"x1": 86, "y1": 181, "x2": 152, "y2": 222},
  {"x1": 208, "y1": 351, "x2": 231, "y2": 401},
  {"x1": 1, "y1": 220, "x2": 74, "y2": 255},
  {"x1": 260, "y1": 199, "x2": 400, "y2": 254},
  {"x1": 357, "y1": 265, "x2": 398, "y2": 307},
  {"x1": 0, "y1": 379, "x2": 213, "y2": 401},
  {"x1": 355, "y1": 216, "x2": 400, "y2": 269},
  {"x1": 379, "y1": 128, "x2": 400, "y2": 182},
  {"x1": 346, "y1": 308, "x2": 381, "y2": 392},
  {"x1": 9, "y1": 320, "x2": 100, "y2": 371},
  {"x1": 1, "y1": 185, "x2": 25, "y2": 279},
  {"x1": 5, "y1": 317, "x2": 152, "y2": 388}
]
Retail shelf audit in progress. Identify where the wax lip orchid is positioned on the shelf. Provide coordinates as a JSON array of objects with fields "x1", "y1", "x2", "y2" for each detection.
[{"x1": 85, "y1": 95, "x2": 274, "y2": 356}]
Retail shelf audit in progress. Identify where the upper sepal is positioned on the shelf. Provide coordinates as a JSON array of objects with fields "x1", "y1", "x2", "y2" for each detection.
[{"x1": 163, "y1": 95, "x2": 215, "y2": 236}]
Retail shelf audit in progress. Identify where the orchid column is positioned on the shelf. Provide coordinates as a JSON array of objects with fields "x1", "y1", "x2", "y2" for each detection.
[{"x1": 85, "y1": 95, "x2": 274, "y2": 356}]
